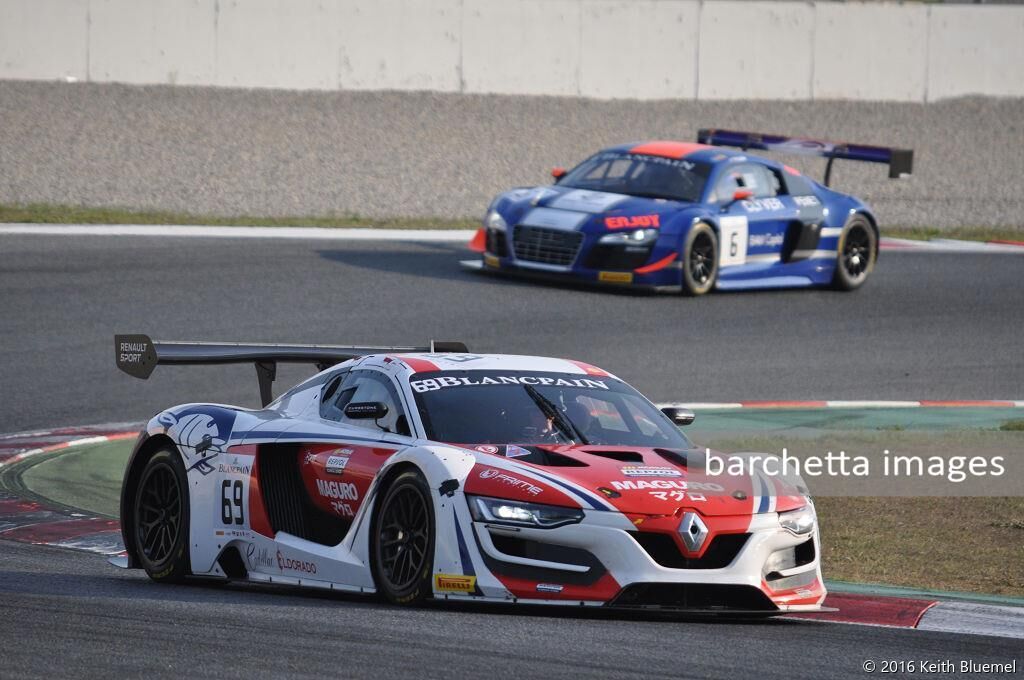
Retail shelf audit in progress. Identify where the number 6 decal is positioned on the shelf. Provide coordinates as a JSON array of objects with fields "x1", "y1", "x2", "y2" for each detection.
[{"x1": 718, "y1": 216, "x2": 748, "y2": 267}]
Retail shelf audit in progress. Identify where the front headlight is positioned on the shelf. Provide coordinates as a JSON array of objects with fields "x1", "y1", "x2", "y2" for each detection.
[
  {"x1": 468, "y1": 495, "x2": 584, "y2": 529},
  {"x1": 778, "y1": 505, "x2": 816, "y2": 536},
  {"x1": 598, "y1": 228, "x2": 659, "y2": 245},
  {"x1": 484, "y1": 209, "x2": 508, "y2": 231}
]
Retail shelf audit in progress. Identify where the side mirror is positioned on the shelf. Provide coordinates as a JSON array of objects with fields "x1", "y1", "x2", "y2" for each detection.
[
  {"x1": 551, "y1": 167, "x2": 566, "y2": 181},
  {"x1": 721, "y1": 188, "x2": 753, "y2": 212},
  {"x1": 344, "y1": 401, "x2": 389, "y2": 420},
  {"x1": 661, "y1": 407, "x2": 695, "y2": 426}
]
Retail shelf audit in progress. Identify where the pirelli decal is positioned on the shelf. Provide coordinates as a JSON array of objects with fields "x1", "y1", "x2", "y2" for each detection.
[{"x1": 435, "y1": 573, "x2": 477, "y2": 593}]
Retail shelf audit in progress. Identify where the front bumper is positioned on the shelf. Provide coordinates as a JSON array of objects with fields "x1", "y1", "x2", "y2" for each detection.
[
  {"x1": 470, "y1": 225, "x2": 684, "y2": 292},
  {"x1": 460, "y1": 256, "x2": 683, "y2": 294},
  {"x1": 464, "y1": 510, "x2": 826, "y2": 613}
]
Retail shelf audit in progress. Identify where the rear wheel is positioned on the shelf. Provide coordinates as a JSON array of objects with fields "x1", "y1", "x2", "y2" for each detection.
[
  {"x1": 832, "y1": 215, "x2": 877, "y2": 291},
  {"x1": 371, "y1": 470, "x2": 435, "y2": 605},
  {"x1": 681, "y1": 223, "x2": 718, "y2": 296},
  {"x1": 133, "y1": 448, "x2": 190, "y2": 582}
]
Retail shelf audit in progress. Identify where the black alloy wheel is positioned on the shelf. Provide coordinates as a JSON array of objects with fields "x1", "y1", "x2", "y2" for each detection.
[
  {"x1": 833, "y1": 215, "x2": 877, "y2": 290},
  {"x1": 682, "y1": 222, "x2": 719, "y2": 296},
  {"x1": 133, "y1": 448, "x2": 190, "y2": 581},
  {"x1": 371, "y1": 470, "x2": 435, "y2": 604}
]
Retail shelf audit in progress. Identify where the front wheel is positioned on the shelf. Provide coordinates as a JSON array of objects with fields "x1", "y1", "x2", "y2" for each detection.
[
  {"x1": 133, "y1": 448, "x2": 191, "y2": 582},
  {"x1": 681, "y1": 222, "x2": 718, "y2": 296},
  {"x1": 371, "y1": 470, "x2": 436, "y2": 605},
  {"x1": 832, "y1": 215, "x2": 877, "y2": 291}
]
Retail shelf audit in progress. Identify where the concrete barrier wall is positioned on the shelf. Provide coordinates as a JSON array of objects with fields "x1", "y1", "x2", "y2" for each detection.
[
  {"x1": 698, "y1": 1, "x2": 814, "y2": 100},
  {"x1": 927, "y1": 5, "x2": 1024, "y2": 101},
  {"x1": 0, "y1": 0, "x2": 88, "y2": 82},
  {"x1": 1, "y1": 0, "x2": 1022, "y2": 101},
  {"x1": 813, "y1": 3, "x2": 928, "y2": 103}
]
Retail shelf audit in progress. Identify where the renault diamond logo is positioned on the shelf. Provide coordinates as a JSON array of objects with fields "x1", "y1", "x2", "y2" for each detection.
[{"x1": 679, "y1": 511, "x2": 708, "y2": 552}]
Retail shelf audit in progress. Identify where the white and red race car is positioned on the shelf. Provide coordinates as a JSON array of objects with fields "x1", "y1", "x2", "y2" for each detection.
[{"x1": 114, "y1": 335, "x2": 824, "y2": 613}]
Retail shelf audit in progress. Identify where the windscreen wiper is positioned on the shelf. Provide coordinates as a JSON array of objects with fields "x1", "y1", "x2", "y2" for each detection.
[{"x1": 522, "y1": 384, "x2": 589, "y2": 445}]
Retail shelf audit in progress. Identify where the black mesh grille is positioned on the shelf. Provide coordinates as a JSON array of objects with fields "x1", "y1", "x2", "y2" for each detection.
[
  {"x1": 513, "y1": 226, "x2": 583, "y2": 266},
  {"x1": 256, "y1": 446, "x2": 348, "y2": 546},
  {"x1": 481, "y1": 533, "x2": 607, "y2": 586},
  {"x1": 630, "y1": 531, "x2": 749, "y2": 569},
  {"x1": 486, "y1": 229, "x2": 509, "y2": 257},
  {"x1": 611, "y1": 583, "x2": 777, "y2": 611},
  {"x1": 258, "y1": 447, "x2": 309, "y2": 538},
  {"x1": 582, "y1": 244, "x2": 654, "y2": 270}
]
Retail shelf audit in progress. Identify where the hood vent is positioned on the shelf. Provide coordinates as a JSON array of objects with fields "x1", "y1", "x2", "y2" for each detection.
[
  {"x1": 513, "y1": 446, "x2": 588, "y2": 467},
  {"x1": 654, "y1": 448, "x2": 691, "y2": 468},
  {"x1": 581, "y1": 449, "x2": 644, "y2": 463}
]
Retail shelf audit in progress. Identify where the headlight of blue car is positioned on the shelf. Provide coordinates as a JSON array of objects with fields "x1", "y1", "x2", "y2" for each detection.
[
  {"x1": 485, "y1": 209, "x2": 508, "y2": 231},
  {"x1": 598, "y1": 228, "x2": 659, "y2": 245}
]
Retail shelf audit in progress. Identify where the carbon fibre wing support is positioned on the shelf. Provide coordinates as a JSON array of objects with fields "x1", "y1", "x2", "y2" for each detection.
[
  {"x1": 115, "y1": 334, "x2": 468, "y2": 407},
  {"x1": 697, "y1": 128, "x2": 913, "y2": 187}
]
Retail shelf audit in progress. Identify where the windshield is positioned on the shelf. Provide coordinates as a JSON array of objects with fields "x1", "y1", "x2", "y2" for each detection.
[
  {"x1": 559, "y1": 151, "x2": 711, "y2": 203},
  {"x1": 410, "y1": 370, "x2": 693, "y2": 448}
]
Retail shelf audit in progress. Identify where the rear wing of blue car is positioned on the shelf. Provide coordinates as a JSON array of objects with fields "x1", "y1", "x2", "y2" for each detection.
[
  {"x1": 697, "y1": 129, "x2": 913, "y2": 187},
  {"x1": 115, "y1": 334, "x2": 469, "y2": 406}
]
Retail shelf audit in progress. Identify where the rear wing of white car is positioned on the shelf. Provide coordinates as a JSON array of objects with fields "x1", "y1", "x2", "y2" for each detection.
[
  {"x1": 697, "y1": 128, "x2": 913, "y2": 187},
  {"x1": 115, "y1": 334, "x2": 468, "y2": 406}
]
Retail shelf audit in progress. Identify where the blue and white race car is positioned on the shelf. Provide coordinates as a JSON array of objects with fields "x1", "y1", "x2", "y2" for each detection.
[{"x1": 465, "y1": 130, "x2": 913, "y2": 295}]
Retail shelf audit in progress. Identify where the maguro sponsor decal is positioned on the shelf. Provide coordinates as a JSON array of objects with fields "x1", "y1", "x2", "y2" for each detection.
[
  {"x1": 610, "y1": 479, "x2": 725, "y2": 491},
  {"x1": 479, "y1": 468, "x2": 543, "y2": 496},
  {"x1": 316, "y1": 478, "x2": 359, "y2": 501},
  {"x1": 411, "y1": 375, "x2": 608, "y2": 393},
  {"x1": 277, "y1": 550, "x2": 317, "y2": 574}
]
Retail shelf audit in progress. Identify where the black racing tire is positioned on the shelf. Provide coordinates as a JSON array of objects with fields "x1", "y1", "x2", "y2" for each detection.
[
  {"x1": 832, "y1": 215, "x2": 877, "y2": 291},
  {"x1": 133, "y1": 447, "x2": 191, "y2": 582},
  {"x1": 681, "y1": 222, "x2": 719, "y2": 296},
  {"x1": 370, "y1": 469, "x2": 436, "y2": 605}
]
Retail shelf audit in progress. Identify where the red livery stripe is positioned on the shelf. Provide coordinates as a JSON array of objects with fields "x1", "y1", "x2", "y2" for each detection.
[
  {"x1": 629, "y1": 141, "x2": 709, "y2": 159},
  {"x1": 566, "y1": 360, "x2": 610, "y2": 377},
  {"x1": 395, "y1": 356, "x2": 441, "y2": 373},
  {"x1": 634, "y1": 252, "x2": 678, "y2": 274}
]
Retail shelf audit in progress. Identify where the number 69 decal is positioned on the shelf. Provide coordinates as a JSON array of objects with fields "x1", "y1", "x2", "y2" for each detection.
[{"x1": 221, "y1": 479, "x2": 245, "y2": 525}]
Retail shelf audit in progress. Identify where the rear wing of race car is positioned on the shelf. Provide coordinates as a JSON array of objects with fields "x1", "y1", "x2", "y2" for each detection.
[
  {"x1": 696, "y1": 128, "x2": 913, "y2": 187},
  {"x1": 115, "y1": 334, "x2": 469, "y2": 407}
]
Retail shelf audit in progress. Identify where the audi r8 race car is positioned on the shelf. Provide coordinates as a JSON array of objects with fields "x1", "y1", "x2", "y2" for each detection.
[
  {"x1": 464, "y1": 129, "x2": 913, "y2": 295},
  {"x1": 113, "y1": 334, "x2": 824, "y2": 614}
]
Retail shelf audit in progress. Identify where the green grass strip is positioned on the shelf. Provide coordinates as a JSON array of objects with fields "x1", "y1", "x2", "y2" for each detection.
[
  {"x1": 0, "y1": 202, "x2": 479, "y2": 230},
  {"x1": 2, "y1": 202, "x2": 1023, "y2": 241}
]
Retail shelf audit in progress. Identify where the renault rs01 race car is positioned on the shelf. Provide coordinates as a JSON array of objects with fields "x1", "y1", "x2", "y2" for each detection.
[
  {"x1": 113, "y1": 334, "x2": 824, "y2": 614},
  {"x1": 464, "y1": 129, "x2": 913, "y2": 295}
]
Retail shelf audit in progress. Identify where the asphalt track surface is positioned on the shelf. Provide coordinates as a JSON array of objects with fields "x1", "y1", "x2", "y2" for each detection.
[
  {"x1": 2, "y1": 233, "x2": 1024, "y2": 677},
  {"x1": 1, "y1": 234, "x2": 1023, "y2": 433},
  {"x1": 0, "y1": 540, "x2": 1020, "y2": 680}
]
